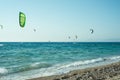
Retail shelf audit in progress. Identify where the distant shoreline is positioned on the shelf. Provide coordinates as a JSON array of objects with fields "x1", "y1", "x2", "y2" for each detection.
[{"x1": 29, "y1": 61, "x2": 120, "y2": 80}]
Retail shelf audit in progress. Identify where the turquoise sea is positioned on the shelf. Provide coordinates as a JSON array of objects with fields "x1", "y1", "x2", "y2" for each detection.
[{"x1": 0, "y1": 42, "x2": 120, "y2": 80}]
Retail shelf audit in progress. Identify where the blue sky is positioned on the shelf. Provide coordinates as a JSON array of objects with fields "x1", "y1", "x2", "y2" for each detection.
[{"x1": 0, "y1": 0, "x2": 120, "y2": 42}]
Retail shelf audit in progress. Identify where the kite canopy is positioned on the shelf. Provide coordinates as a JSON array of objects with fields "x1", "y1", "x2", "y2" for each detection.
[
  {"x1": 0, "y1": 25, "x2": 3, "y2": 29},
  {"x1": 90, "y1": 29, "x2": 94, "y2": 34},
  {"x1": 19, "y1": 12, "x2": 26, "y2": 28},
  {"x1": 68, "y1": 36, "x2": 71, "y2": 39},
  {"x1": 33, "y1": 29, "x2": 36, "y2": 32},
  {"x1": 75, "y1": 35, "x2": 78, "y2": 39}
]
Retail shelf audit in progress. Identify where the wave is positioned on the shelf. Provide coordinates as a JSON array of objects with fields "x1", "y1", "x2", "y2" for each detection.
[
  {"x1": 30, "y1": 62, "x2": 51, "y2": 68},
  {"x1": 109, "y1": 56, "x2": 120, "y2": 60},
  {"x1": 9, "y1": 56, "x2": 120, "y2": 75},
  {"x1": 57, "y1": 58, "x2": 103, "y2": 69},
  {"x1": 1, "y1": 56, "x2": 120, "y2": 80},
  {"x1": 54, "y1": 56, "x2": 120, "y2": 71},
  {"x1": 0, "y1": 67, "x2": 8, "y2": 75},
  {"x1": 7, "y1": 56, "x2": 120, "y2": 74},
  {"x1": 18, "y1": 62, "x2": 52, "y2": 72}
]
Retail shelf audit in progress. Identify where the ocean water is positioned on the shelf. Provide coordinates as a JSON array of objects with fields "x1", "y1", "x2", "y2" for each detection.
[{"x1": 0, "y1": 42, "x2": 120, "y2": 80}]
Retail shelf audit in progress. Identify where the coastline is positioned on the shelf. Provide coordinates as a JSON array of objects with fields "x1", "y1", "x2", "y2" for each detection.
[{"x1": 28, "y1": 61, "x2": 120, "y2": 80}]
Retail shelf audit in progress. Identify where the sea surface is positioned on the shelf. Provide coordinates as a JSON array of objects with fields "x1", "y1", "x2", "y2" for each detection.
[{"x1": 0, "y1": 42, "x2": 120, "y2": 80}]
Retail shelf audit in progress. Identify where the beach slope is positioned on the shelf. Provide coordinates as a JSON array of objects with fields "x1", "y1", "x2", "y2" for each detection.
[{"x1": 28, "y1": 61, "x2": 120, "y2": 80}]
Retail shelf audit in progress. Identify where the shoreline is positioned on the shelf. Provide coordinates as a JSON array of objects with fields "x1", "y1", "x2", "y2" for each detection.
[{"x1": 28, "y1": 61, "x2": 120, "y2": 80}]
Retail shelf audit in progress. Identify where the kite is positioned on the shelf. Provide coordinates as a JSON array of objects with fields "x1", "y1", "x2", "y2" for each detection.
[
  {"x1": 90, "y1": 29, "x2": 94, "y2": 34},
  {"x1": 33, "y1": 29, "x2": 36, "y2": 32},
  {"x1": 68, "y1": 36, "x2": 71, "y2": 39},
  {"x1": 75, "y1": 35, "x2": 78, "y2": 39},
  {"x1": 0, "y1": 25, "x2": 3, "y2": 29},
  {"x1": 19, "y1": 12, "x2": 26, "y2": 28}
]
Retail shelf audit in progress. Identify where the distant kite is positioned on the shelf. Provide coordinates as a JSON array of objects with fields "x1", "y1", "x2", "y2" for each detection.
[
  {"x1": 68, "y1": 36, "x2": 71, "y2": 39},
  {"x1": 33, "y1": 29, "x2": 36, "y2": 32},
  {"x1": 90, "y1": 29, "x2": 94, "y2": 34},
  {"x1": 0, "y1": 25, "x2": 3, "y2": 29},
  {"x1": 75, "y1": 35, "x2": 78, "y2": 39},
  {"x1": 19, "y1": 12, "x2": 26, "y2": 28}
]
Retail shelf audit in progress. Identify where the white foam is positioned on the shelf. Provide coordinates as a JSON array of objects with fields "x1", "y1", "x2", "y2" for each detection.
[
  {"x1": 1, "y1": 56, "x2": 120, "y2": 80},
  {"x1": 0, "y1": 67, "x2": 8, "y2": 74},
  {"x1": 57, "y1": 58, "x2": 103, "y2": 69},
  {"x1": 30, "y1": 62, "x2": 50, "y2": 69},
  {"x1": 31, "y1": 62, "x2": 40, "y2": 67},
  {"x1": 110, "y1": 56, "x2": 120, "y2": 60}
]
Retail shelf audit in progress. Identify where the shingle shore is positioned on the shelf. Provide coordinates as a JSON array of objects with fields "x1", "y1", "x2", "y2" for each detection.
[{"x1": 28, "y1": 61, "x2": 120, "y2": 80}]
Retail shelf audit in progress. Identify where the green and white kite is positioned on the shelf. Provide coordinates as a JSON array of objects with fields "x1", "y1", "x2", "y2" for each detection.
[{"x1": 19, "y1": 12, "x2": 26, "y2": 28}]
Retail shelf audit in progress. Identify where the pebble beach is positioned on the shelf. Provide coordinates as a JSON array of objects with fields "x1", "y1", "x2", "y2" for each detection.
[{"x1": 29, "y1": 61, "x2": 120, "y2": 80}]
